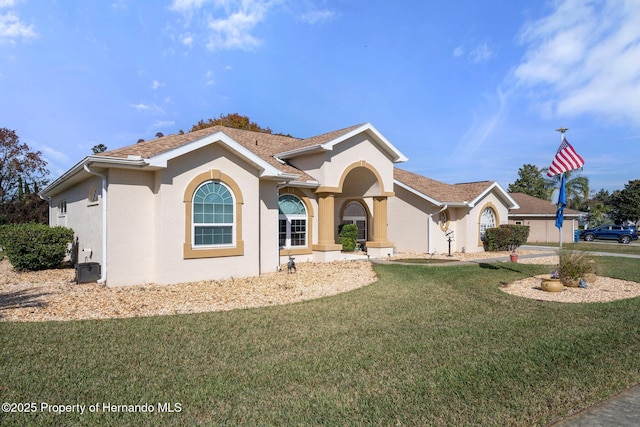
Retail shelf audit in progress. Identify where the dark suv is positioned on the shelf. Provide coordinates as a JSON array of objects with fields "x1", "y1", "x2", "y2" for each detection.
[{"x1": 580, "y1": 224, "x2": 638, "y2": 244}]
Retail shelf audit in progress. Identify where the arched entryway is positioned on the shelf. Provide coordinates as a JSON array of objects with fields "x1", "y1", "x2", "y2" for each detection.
[{"x1": 313, "y1": 160, "x2": 394, "y2": 260}]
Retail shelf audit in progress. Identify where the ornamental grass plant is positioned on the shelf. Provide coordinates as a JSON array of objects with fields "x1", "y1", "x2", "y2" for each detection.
[{"x1": 557, "y1": 249, "x2": 596, "y2": 287}]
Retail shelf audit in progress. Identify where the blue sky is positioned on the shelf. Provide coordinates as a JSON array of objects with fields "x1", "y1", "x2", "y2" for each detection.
[{"x1": 2, "y1": 0, "x2": 639, "y2": 194}]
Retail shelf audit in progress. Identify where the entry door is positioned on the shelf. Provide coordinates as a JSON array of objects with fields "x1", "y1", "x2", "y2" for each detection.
[{"x1": 343, "y1": 201, "x2": 367, "y2": 243}]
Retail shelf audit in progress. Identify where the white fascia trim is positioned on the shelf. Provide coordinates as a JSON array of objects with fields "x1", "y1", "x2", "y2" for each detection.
[
  {"x1": 394, "y1": 179, "x2": 443, "y2": 207},
  {"x1": 41, "y1": 157, "x2": 90, "y2": 196},
  {"x1": 274, "y1": 144, "x2": 325, "y2": 159},
  {"x1": 147, "y1": 131, "x2": 283, "y2": 178},
  {"x1": 275, "y1": 123, "x2": 409, "y2": 163},
  {"x1": 41, "y1": 156, "x2": 148, "y2": 196},
  {"x1": 281, "y1": 180, "x2": 320, "y2": 188},
  {"x1": 468, "y1": 182, "x2": 520, "y2": 209}
]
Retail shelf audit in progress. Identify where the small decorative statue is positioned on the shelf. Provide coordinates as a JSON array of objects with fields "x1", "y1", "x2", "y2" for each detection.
[{"x1": 287, "y1": 256, "x2": 296, "y2": 274}]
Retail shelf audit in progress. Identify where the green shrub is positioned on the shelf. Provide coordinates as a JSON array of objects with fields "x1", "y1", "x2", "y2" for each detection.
[
  {"x1": 485, "y1": 224, "x2": 530, "y2": 252},
  {"x1": 0, "y1": 223, "x2": 74, "y2": 271},
  {"x1": 339, "y1": 223, "x2": 359, "y2": 252}
]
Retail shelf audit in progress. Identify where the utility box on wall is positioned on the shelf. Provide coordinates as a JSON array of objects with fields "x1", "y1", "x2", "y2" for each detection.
[{"x1": 76, "y1": 262, "x2": 101, "y2": 284}]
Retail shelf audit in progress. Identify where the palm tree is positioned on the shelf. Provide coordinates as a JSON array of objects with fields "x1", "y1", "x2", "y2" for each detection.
[{"x1": 542, "y1": 169, "x2": 589, "y2": 210}]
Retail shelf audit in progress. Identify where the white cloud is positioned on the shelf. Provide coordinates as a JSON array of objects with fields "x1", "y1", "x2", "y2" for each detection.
[
  {"x1": 131, "y1": 103, "x2": 150, "y2": 111},
  {"x1": 0, "y1": 1, "x2": 17, "y2": 8},
  {"x1": 169, "y1": 0, "x2": 276, "y2": 52},
  {"x1": 130, "y1": 103, "x2": 164, "y2": 114},
  {"x1": 469, "y1": 43, "x2": 494, "y2": 63},
  {"x1": 452, "y1": 42, "x2": 494, "y2": 63},
  {"x1": 169, "y1": 0, "x2": 209, "y2": 11},
  {"x1": 514, "y1": 0, "x2": 640, "y2": 125},
  {"x1": 300, "y1": 9, "x2": 335, "y2": 25},
  {"x1": 205, "y1": 70, "x2": 215, "y2": 85},
  {"x1": 0, "y1": 11, "x2": 37, "y2": 42},
  {"x1": 206, "y1": 2, "x2": 267, "y2": 51},
  {"x1": 38, "y1": 144, "x2": 72, "y2": 165},
  {"x1": 181, "y1": 33, "x2": 193, "y2": 46},
  {"x1": 151, "y1": 80, "x2": 164, "y2": 90},
  {"x1": 152, "y1": 120, "x2": 175, "y2": 128},
  {"x1": 453, "y1": 87, "x2": 509, "y2": 163}
]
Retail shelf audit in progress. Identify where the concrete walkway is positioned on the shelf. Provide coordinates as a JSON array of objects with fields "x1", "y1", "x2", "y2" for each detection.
[{"x1": 551, "y1": 383, "x2": 640, "y2": 426}]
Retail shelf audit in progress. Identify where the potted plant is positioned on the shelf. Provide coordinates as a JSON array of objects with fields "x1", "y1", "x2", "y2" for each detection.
[
  {"x1": 557, "y1": 249, "x2": 595, "y2": 287},
  {"x1": 507, "y1": 225, "x2": 529, "y2": 262},
  {"x1": 509, "y1": 244, "x2": 519, "y2": 262}
]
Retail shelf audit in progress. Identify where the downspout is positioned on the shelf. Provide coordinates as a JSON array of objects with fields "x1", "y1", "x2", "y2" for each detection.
[
  {"x1": 275, "y1": 182, "x2": 288, "y2": 271},
  {"x1": 84, "y1": 164, "x2": 107, "y2": 284},
  {"x1": 427, "y1": 213, "x2": 432, "y2": 254}
]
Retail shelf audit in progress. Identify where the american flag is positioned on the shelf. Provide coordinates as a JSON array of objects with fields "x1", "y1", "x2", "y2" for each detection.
[{"x1": 547, "y1": 137, "x2": 585, "y2": 177}]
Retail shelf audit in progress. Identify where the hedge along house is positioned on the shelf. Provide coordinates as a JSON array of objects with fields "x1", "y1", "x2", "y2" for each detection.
[
  {"x1": 389, "y1": 169, "x2": 519, "y2": 255},
  {"x1": 508, "y1": 192, "x2": 582, "y2": 244},
  {"x1": 41, "y1": 123, "x2": 409, "y2": 286}
]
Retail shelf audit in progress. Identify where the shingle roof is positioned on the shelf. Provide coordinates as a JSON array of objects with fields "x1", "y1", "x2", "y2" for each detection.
[
  {"x1": 283, "y1": 123, "x2": 364, "y2": 150},
  {"x1": 509, "y1": 192, "x2": 582, "y2": 216},
  {"x1": 394, "y1": 168, "x2": 494, "y2": 204},
  {"x1": 96, "y1": 124, "x2": 368, "y2": 183}
]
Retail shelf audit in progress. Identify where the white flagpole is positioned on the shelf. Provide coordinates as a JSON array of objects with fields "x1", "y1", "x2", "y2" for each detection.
[{"x1": 555, "y1": 127, "x2": 568, "y2": 250}]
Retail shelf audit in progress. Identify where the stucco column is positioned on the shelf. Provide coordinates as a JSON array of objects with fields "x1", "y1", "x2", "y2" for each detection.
[
  {"x1": 368, "y1": 196, "x2": 393, "y2": 248},
  {"x1": 313, "y1": 192, "x2": 342, "y2": 252}
]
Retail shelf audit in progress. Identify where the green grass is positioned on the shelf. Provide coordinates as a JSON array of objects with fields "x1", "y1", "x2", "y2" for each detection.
[
  {"x1": 2, "y1": 258, "x2": 640, "y2": 426},
  {"x1": 531, "y1": 241, "x2": 640, "y2": 256},
  {"x1": 393, "y1": 257, "x2": 460, "y2": 264}
]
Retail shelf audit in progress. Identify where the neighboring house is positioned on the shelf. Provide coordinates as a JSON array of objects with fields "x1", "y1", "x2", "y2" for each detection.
[
  {"x1": 390, "y1": 169, "x2": 519, "y2": 255},
  {"x1": 41, "y1": 123, "x2": 517, "y2": 286},
  {"x1": 508, "y1": 192, "x2": 582, "y2": 244}
]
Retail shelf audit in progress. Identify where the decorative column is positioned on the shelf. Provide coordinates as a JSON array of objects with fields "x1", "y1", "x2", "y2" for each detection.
[
  {"x1": 367, "y1": 196, "x2": 393, "y2": 249},
  {"x1": 313, "y1": 192, "x2": 342, "y2": 252}
]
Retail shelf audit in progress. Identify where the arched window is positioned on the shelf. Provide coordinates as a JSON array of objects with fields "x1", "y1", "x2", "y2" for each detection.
[
  {"x1": 342, "y1": 201, "x2": 367, "y2": 242},
  {"x1": 193, "y1": 181, "x2": 234, "y2": 246},
  {"x1": 279, "y1": 194, "x2": 307, "y2": 248},
  {"x1": 439, "y1": 209, "x2": 450, "y2": 232},
  {"x1": 479, "y1": 206, "x2": 497, "y2": 241}
]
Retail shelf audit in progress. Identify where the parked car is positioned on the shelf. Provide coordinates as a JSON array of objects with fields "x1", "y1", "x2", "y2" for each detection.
[{"x1": 579, "y1": 224, "x2": 638, "y2": 244}]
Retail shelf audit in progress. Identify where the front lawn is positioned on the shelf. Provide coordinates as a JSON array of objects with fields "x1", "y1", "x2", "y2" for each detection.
[
  {"x1": 1, "y1": 258, "x2": 640, "y2": 426},
  {"x1": 532, "y1": 241, "x2": 640, "y2": 256}
]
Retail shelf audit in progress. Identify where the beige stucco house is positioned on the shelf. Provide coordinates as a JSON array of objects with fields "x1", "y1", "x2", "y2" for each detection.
[
  {"x1": 41, "y1": 123, "x2": 518, "y2": 286},
  {"x1": 390, "y1": 169, "x2": 518, "y2": 255},
  {"x1": 508, "y1": 192, "x2": 582, "y2": 244}
]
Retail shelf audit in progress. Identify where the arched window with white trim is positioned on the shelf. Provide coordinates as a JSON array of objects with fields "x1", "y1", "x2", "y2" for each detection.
[
  {"x1": 279, "y1": 194, "x2": 307, "y2": 248},
  {"x1": 193, "y1": 181, "x2": 234, "y2": 246},
  {"x1": 479, "y1": 206, "x2": 497, "y2": 241}
]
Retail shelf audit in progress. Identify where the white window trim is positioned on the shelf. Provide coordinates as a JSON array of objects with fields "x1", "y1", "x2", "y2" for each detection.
[
  {"x1": 479, "y1": 207, "x2": 497, "y2": 241},
  {"x1": 192, "y1": 181, "x2": 236, "y2": 249},
  {"x1": 278, "y1": 194, "x2": 308, "y2": 249},
  {"x1": 279, "y1": 215, "x2": 308, "y2": 248}
]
